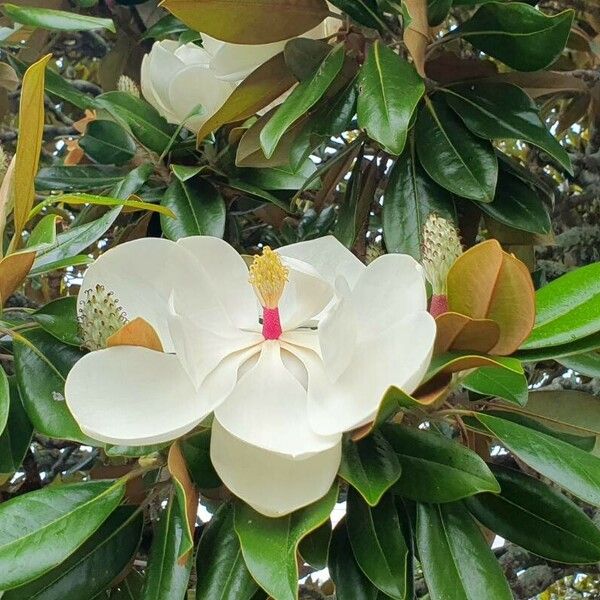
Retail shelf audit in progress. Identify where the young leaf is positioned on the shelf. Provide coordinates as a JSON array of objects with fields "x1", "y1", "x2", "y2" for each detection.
[
  {"x1": 357, "y1": 41, "x2": 424, "y2": 156},
  {"x1": 234, "y1": 484, "x2": 338, "y2": 600},
  {"x1": 347, "y1": 489, "x2": 409, "y2": 599},
  {"x1": 466, "y1": 466, "x2": 600, "y2": 564},
  {"x1": 383, "y1": 423, "x2": 499, "y2": 502},
  {"x1": 415, "y1": 96, "x2": 498, "y2": 203},
  {"x1": 1, "y1": 3, "x2": 115, "y2": 32},
  {"x1": 460, "y1": 3, "x2": 574, "y2": 72},
  {"x1": 0, "y1": 479, "x2": 125, "y2": 589},
  {"x1": 416, "y1": 502, "x2": 513, "y2": 600}
]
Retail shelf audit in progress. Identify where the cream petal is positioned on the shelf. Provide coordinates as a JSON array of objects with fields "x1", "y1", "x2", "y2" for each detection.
[
  {"x1": 177, "y1": 236, "x2": 258, "y2": 330},
  {"x1": 210, "y1": 419, "x2": 341, "y2": 517},
  {"x1": 168, "y1": 65, "x2": 235, "y2": 132},
  {"x1": 65, "y1": 347, "x2": 210, "y2": 445},
  {"x1": 215, "y1": 341, "x2": 340, "y2": 458},
  {"x1": 148, "y1": 41, "x2": 186, "y2": 116},
  {"x1": 299, "y1": 312, "x2": 437, "y2": 436},
  {"x1": 279, "y1": 256, "x2": 333, "y2": 331},
  {"x1": 168, "y1": 310, "x2": 262, "y2": 388},
  {"x1": 278, "y1": 236, "x2": 365, "y2": 289},
  {"x1": 174, "y1": 42, "x2": 212, "y2": 66},
  {"x1": 209, "y1": 40, "x2": 287, "y2": 82},
  {"x1": 350, "y1": 254, "x2": 428, "y2": 339},
  {"x1": 77, "y1": 237, "x2": 217, "y2": 352},
  {"x1": 200, "y1": 33, "x2": 225, "y2": 57},
  {"x1": 279, "y1": 328, "x2": 321, "y2": 356},
  {"x1": 140, "y1": 54, "x2": 179, "y2": 124}
]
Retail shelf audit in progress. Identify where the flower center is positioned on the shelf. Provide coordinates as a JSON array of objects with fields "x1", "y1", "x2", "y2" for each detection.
[{"x1": 249, "y1": 246, "x2": 288, "y2": 340}]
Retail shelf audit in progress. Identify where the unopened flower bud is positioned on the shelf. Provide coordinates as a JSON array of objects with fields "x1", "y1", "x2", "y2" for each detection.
[
  {"x1": 78, "y1": 284, "x2": 128, "y2": 350},
  {"x1": 117, "y1": 75, "x2": 140, "y2": 98}
]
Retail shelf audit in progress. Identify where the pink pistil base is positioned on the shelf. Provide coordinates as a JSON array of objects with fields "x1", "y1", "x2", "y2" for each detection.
[
  {"x1": 429, "y1": 294, "x2": 449, "y2": 318},
  {"x1": 262, "y1": 307, "x2": 283, "y2": 340}
]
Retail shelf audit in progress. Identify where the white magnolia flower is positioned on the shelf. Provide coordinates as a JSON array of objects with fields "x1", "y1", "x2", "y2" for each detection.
[
  {"x1": 141, "y1": 11, "x2": 340, "y2": 132},
  {"x1": 65, "y1": 236, "x2": 436, "y2": 516}
]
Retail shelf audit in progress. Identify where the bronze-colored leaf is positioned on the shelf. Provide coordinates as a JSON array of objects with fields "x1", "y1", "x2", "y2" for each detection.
[
  {"x1": 403, "y1": 0, "x2": 429, "y2": 77},
  {"x1": 0, "y1": 251, "x2": 35, "y2": 305},
  {"x1": 106, "y1": 317, "x2": 164, "y2": 352},
  {"x1": 434, "y1": 312, "x2": 501, "y2": 354}
]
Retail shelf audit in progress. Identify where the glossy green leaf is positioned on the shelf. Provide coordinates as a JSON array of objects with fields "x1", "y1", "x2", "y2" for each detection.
[
  {"x1": 36, "y1": 166, "x2": 127, "y2": 192},
  {"x1": 415, "y1": 96, "x2": 498, "y2": 202},
  {"x1": 347, "y1": 490, "x2": 408, "y2": 599},
  {"x1": 466, "y1": 465, "x2": 600, "y2": 564},
  {"x1": 240, "y1": 158, "x2": 317, "y2": 191},
  {"x1": 462, "y1": 364, "x2": 528, "y2": 405},
  {"x1": 180, "y1": 429, "x2": 221, "y2": 489},
  {"x1": 339, "y1": 431, "x2": 402, "y2": 506},
  {"x1": 559, "y1": 351, "x2": 600, "y2": 377},
  {"x1": 426, "y1": 352, "x2": 524, "y2": 382},
  {"x1": 298, "y1": 520, "x2": 331, "y2": 570},
  {"x1": 521, "y1": 262, "x2": 600, "y2": 350},
  {"x1": 13, "y1": 328, "x2": 95, "y2": 444},
  {"x1": 141, "y1": 14, "x2": 187, "y2": 39},
  {"x1": 32, "y1": 207, "x2": 121, "y2": 274},
  {"x1": 383, "y1": 423, "x2": 500, "y2": 502},
  {"x1": 284, "y1": 38, "x2": 332, "y2": 82},
  {"x1": 476, "y1": 169, "x2": 551, "y2": 234},
  {"x1": 0, "y1": 378, "x2": 32, "y2": 480},
  {"x1": 428, "y1": 0, "x2": 451, "y2": 25},
  {"x1": 357, "y1": 41, "x2": 424, "y2": 156},
  {"x1": 329, "y1": 0, "x2": 386, "y2": 30},
  {"x1": 260, "y1": 45, "x2": 345, "y2": 158},
  {"x1": 4, "y1": 506, "x2": 143, "y2": 599},
  {"x1": 97, "y1": 92, "x2": 176, "y2": 154},
  {"x1": 160, "y1": 179, "x2": 225, "y2": 240},
  {"x1": 516, "y1": 331, "x2": 600, "y2": 362},
  {"x1": 0, "y1": 367, "x2": 8, "y2": 436},
  {"x1": 80, "y1": 120, "x2": 137, "y2": 166},
  {"x1": 142, "y1": 493, "x2": 192, "y2": 600},
  {"x1": 110, "y1": 163, "x2": 154, "y2": 199},
  {"x1": 26, "y1": 214, "x2": 60, "y2": 248},
  {"x1": 329, "y1": 520, "x2": 392, "y2": 600},
  {"x1": 444, "y1": 82, "x2": 571, "y2": 173},
  {"x1": 108, "y1": 570, "x2": 145, "y2": 599},
  {"x1": 196, "y1": 504, "x2": 258, "y2": 600},
  {"x1": 32, "y1": 296, "x2": 81, "y2": 346},
  {"x1": 476, "y1": 412, "x2": 600, "y2": 506},
  {"x1": 30, "y1": 255, "x2": 93, "y2": 277},
  {"x1": 162, "y1": 0, "x2": 330, "y2": 44},
  {"x1": 460, "y1": 2, "x2": 574, "y2": 71},
  {"x1": 234, "y1": 485, "x2": 338, "y2": 600},
  {"x1": 382, "y1": 143, "x2": 455, "y2": 259},
  {"x1": 0, "y1": 479, "x2": 125, "y2": 589},
  {"x1": 416, "y1": 502, "x2": 513, "y2": 600},
  {"x1": 1, "y1": 3, "x2": 115, "y2": 32}
]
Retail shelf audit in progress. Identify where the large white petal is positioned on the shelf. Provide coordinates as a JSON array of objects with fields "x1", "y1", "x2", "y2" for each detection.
[
  {"x1": 174, "y1": 42, "x2": 212, "y2": 66},
  {"x1": 177, "y1": 236, "x2": 258, "y2": 330},
  {"x1": 168, "y1": 65, "x2": 235, "y2": 132},
  {"x1": 210, "y1": 419, "x2": 341, "y2": 517},
  {"x1": 141, "y1": 54, "x2": 179, "y2": 124},
  {"x1": 78, "y1": 237, "x2": 218, "y2": 352},
  {"x1": 215, "y1": 341, "x2": 340, "y2": 458},
  {"x1": 147, "y1": 41, "x2": 185, "y2": 119},
  {"x1": 278, "y1": 236, "x2": 365, "y2": 289},
  {"x1": 65, "y1": 347, "x2": 210, "y2": 445},
  {"x1": 279, "y1": 256, "x2": 333, "y2": 331},
  {"x1": 209, "y1": 40, "x2": 287, "y2": 82},
  {"x1": 296, "y1": 312, "x2": 437, "y2": 436}
]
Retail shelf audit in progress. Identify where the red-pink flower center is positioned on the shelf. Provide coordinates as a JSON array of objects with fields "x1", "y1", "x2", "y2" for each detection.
[{"x1": 262, "y1": 307, "x2": 282, "y2": 340}]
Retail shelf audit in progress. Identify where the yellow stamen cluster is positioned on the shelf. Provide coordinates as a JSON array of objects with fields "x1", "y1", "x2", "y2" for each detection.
[{"x1": 248, "y1": 247, "x2": 288, "y2": 309}]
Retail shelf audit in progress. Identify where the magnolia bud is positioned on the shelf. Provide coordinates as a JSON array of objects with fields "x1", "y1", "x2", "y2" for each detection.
[
  {"x1": 78, "y1": 284, "x2": 128, "y2": 350},
  {"x1": 117, "y1": 75, "x2": 140, "y2": 98}
]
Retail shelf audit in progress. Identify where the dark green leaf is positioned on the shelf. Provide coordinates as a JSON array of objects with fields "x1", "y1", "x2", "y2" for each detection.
[
  {"x1": 14, "y1": 329, "x2": 94, "y2": 444},
  {"x1": 234, "y1": 485, "x2": 338, "y2": 600},
  {"x1": 4, "y1": 506, "x2": 143, "y2": 599},
  {"x1": 347, "y1": 490, "x2": 408, "y2": 599},
  {"x1": 476, "y1": 169, "x2": 551, "y2": 234},
  {"x1": 36, "y1": 166, "x2": 127, "y2": 192},
  {"x1": 357, "y1": 40, "x2": 424, "y2": 156},
  {"x1": 428, "y1": 0, "x2": 451, "y2": 26},
  {"x1": 1, "y1": 3, "x2": 115, "y2": 32},
  {"x1": 142, "y1": 493, "x2": 192, "y2": 600},
  {"x1": 141, "y1": 14, "x2": 188, "y2": 40},
  {"x1": 460, "y1": 2, "x2": 574, "y2": 71},
  {"x1": 180, "y1": 429, "x2": 221, "y2": 489},
  {"x1": 383, "y1": 423, "x2": 500, "y2": 502},
  {"x1": 462, "y1": 364, "x2": 528, "y2": 405},
  {"x1": 0, "y1": 366, "x2": 8, "y2": 436},
  {"x1": 382, "y1": 143, "x2": 455, "y2": 259},
  {"x1": 516, "y1": 331, "x2": 600, "y2": 362},
  {"x1": 260, "y1": 44, "x2": 345, "y2": 158},
  {"x1": 476, "y1": 412, "x2": 600, "y2": 506},
  {"x1": 416, "y1": 502, "x2": 512, "y2": 600},
  {"x1": 521, "y1": 262, "x2": 600, "y2": 350},
  {"x1": 329, "y1": 0, "x2": 387, "y2": 30},
  {"x1": 97, "y1": 92, "x2": 176, "y2": 154},
  {"x1": 444, "y1": 82, "x2": 571, "y2": 173},
  {"x1": 284, "y1": 38, "x2": 332, "y2": 82},
  {"x1": 298, "y1": 520, "x2": 331, "y2": 570},
  {"x1": 33, "y1": 297, "x2": 81, "y2": 346},
  {"x1": 339, "y1": 431, "x2": 402, "y2": 506},
  {"x1": 196, "y1": 504, "x2": 258, "y2": 600},
  {"x1": 0, "y1": 378, "x2": 32, "y2": 479},
  {"x1": 240, "y1": 158, "x2": 317, "y2": 191},
  {"x1": 415, "y1": 96, "x2": 498, "y2": 202},
  {"x1": 80, "y1": 120, "x2": 137, "y2": 166},
  {"x1": 160, "y1": 179, "x2": 226, "y2": 240},
  {"x1": 110, "y1": 164, "x2": 154, "y2": 200},
  {"x1": 466, "y1": 465, "x2": 600, "y2": 564},
  {"x1": 558, "y1": 352, "x2": 600, "y2": 377},
  {"x1": 0, "y1": 479, "x2": 125, "y2": 589}
]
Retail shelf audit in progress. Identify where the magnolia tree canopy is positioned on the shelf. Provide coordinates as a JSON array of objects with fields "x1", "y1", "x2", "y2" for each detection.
[{"x1": 0, "y1": 0, "x2": 599, "y2": 599}]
